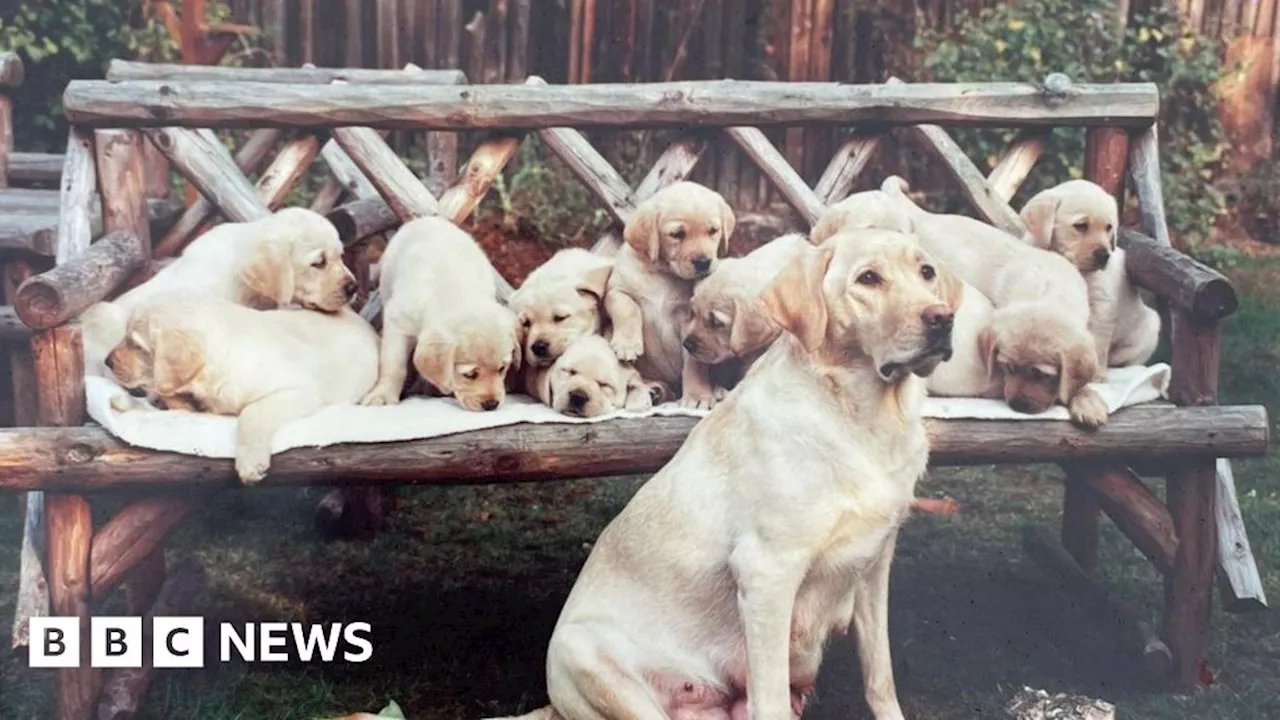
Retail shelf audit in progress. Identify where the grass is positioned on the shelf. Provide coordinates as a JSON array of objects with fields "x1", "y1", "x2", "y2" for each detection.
[{"x1": 1, "y1": 259, "x2": 1279, "y2": 719}]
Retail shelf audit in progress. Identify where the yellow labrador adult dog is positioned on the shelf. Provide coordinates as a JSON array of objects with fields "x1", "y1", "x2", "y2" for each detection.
[
  {"x1": 500, "y1": 228, "x2": 955, "y2": 720},
  {"x1": 106, "y1": 292, "x2": 379, "y2": 484},
  {"x1": 81, "y1": 207, "x2": 356, "y2": 377},
  {"x1": 605, "y1": 181, "x2": 735, "y2": 409},
  {"x1": 1020, "y1": 179, "x2": 1161, "y2": 368}
]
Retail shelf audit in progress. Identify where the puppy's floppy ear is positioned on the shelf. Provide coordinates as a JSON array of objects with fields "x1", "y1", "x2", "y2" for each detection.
[
  {"x1": 623, "y1": 202, "x2": 662, "y2": 263},
  {"x1": 717, "y1": 193, "x2": 736, "y2": 256},
  {"x1": 976, "y1": 326, "x2": 999, "y2": 385},
  {"x1": 576, "y1": 262, "x2": 613, "y2": 301},
  {"x1": 240, "y1": 237, "x2": 296, "y2": 306},
  {"x1": 761, "y1": 246, "x2": 834, "y2": 352},
  {"x1": 413, "y1": 327, "x2": 456, "y2": 394},
  {"x1": 151, "y1": 328, "x2": 205, "y2": 396},
  {"x1": 810, "y1": 208, "x2": 849, "y2": 246},
  {"x1": 508, "y1": 321, "x2": 523, "y2": 373},
  {"x1": 729, "y1": 296, "x2": 781, "y2": 356},
  {"x1": 1020, "y1": 190, "x2": 1061, "y2": 248},
  {"x1": 1056, "y1": 345, "x2": 1099, "y2": 405}
]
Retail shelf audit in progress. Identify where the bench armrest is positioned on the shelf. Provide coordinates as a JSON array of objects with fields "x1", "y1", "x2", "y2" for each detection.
[{"x1": 1118, "y1": 228, "x2": 1237, "y2": 322}]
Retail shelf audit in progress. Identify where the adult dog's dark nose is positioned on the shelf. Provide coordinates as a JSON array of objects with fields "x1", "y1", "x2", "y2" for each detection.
[
  {"x1": 1093, "y1": 248, "x2": 1111, "y2": 270},
  {"x1": 568, "y1": 389, "x2": 588, "y2": 409},
  {"x1": 343, "y1": 280, "x2": 359, "y2": 298},
  {"x1": 531, "y1": 340, "x2": 550, "y2": 358},
  {"x1": 692, "y1": 256, "x2": 712, "y2": 276},
  {"x1": 481, "y1": 398, "x2": 500, "y2": 411},
  {"x1": 921, "y1": 304, "x2": 954, "y2": 337},
  {"x1": 682, "y1": 336, "x2": 699, "y2": 354}
]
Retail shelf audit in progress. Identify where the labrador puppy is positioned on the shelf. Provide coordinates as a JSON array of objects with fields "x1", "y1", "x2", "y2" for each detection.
[
  {"x1": 681, "y1": 233, "x2": 810, "y2": 398},
  {"x1": 1020, "y1": 179, "x2": 1161, "y2": 368},
  {"x1": 81, "y1": 207, "x2": 356, "y2": 377},
  {"x1": 495, "y1": 229, "x2": 954, "y2": 720},
  {"x1": 873, "y1": 176, "x2": 1108, "y2": 428},
  {"x1": 524, "y1": 334, "x2": 655, "y2": 417},
  {"x1": 605, "y1": 181, "x2": 735, "y2": 408},
  {"x1": 508, "y1": 248, "x2": 613, "y2": 368},
  {"x1": 360, "y1": 216, "x2": 519, "y2": 411},
  {"x1": 924, "y1": 279, "x2": 1003, "y2": 398},
  {"x1": 106, "y1": 292, "x2": 378, "y2": 484}
]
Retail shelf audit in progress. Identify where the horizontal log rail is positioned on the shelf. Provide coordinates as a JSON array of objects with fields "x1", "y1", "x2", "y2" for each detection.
[
  {"x1": 1119, "y1": 228, "x2": 1238, "y2": 322},
  {"x1": 8, "y1": 152, "x2": 62, "y2": 185},
  {"x1": 0, "y1": 404, "x2": 1265, "y2": 493},
  {"x1": 14, "y1": 231, "x2": 147, "y2": 329},
  {"x1": 106, "y1": 59, "x2": 466, "y2": 86},
  {"x1": 62, "y1": 80, "x2": 1161, "y2": 131}
]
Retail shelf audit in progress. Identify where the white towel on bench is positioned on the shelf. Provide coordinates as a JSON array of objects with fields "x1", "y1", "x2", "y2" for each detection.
[{"x1": 82, "y1": 363, "x2": 1170, "y2": 459}]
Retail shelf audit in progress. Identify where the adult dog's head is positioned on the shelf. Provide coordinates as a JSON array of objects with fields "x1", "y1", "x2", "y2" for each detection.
[
  {"x1": 978, "y1": 305, "x2": 1099, "y2": 415},
  {"x1": 763, "y1": 228, "x2": 960, "y2": 382},
  {"x1": 623, "y1": 182, "x2": 735, "y2": 280},
  {"x1": 1020, "y1": 179, "x2": 1118, "y2": 274},
  {"x1": 414, "y1": 303, "x2": 522, "y2": 412},
  {"x1": 239, "y1": 207, "x2": 358, "y2": 312}
]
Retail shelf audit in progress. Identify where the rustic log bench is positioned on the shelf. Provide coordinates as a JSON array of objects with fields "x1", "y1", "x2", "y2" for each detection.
[{"x1": 2, "y1": 62, "x2": 1270, "y2": 718}]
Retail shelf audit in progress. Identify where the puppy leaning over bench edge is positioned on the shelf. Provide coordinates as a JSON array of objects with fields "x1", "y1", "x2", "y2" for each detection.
[{"x1": 490, "y1": 229, "x2": 956, "y2": 720}]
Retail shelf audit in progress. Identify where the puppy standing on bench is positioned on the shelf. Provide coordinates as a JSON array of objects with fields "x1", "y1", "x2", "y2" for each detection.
[
  {"x1": 360, "y1": 216, "x2": 520, "y2": 411},
  {"x1": 1020, "y1": 179, "x2": 1161, "y2": 369},
  {"x1": 106, "y1": 292, "x2": 379, "y2": 484},
  {"x1": 497, "y1": 229, "x2": 956, "y2": 720},
  {"x1": 605, "y1": 181, "x2": 735, "y2": 409}
]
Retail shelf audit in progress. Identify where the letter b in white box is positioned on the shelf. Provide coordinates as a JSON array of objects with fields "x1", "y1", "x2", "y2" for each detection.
[
  {"x1": 154, "y1": 617, "x2": 205, "y2": 668},
  {"x1": 91, "y1": 617, "x2": 142, "y2": 668},
  {"x1": 29, "y1": 617, "x2": 80, "y2": 668}
]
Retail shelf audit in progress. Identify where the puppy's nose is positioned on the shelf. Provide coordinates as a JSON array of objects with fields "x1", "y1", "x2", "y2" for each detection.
[
  {"x1": 481, "y1": 398, "x2": 500, "y2": 411},
  {"x1": 568, "y1": 389, "x2": 588, "y2": 409},
  {"x1": 682, "y1": 336, "x2": 700, "y2": 353},
  {"x1": 921, "y1": 304, "x2": 954, "y2": 333},
  {"x1": 692, "y1": 256, "x2": 712, "y2": 276},
  {"x1": 1093, "y1": 248, "x2": 1111, "y2": 269},
  {"x1": 104, "y1": 354, "x2": 116, "y2": 371},
  {"x1": 1009, "y1": 396, "x2": 1034, "y2": 414},
  {"x1": 531, "y1": 340, "x2": 550, "y2": 358},
  {"x1": 343, "y1": 280, "x2": 359, "y2": 298}
]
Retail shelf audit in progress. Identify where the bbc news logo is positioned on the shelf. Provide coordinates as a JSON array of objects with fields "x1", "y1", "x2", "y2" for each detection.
[{"x1": 29, "y1": 617, "x2": 373, "y2": 668}]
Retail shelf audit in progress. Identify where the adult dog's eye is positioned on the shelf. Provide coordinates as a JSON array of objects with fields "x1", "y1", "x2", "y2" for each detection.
[
  {"x1": 920, "y1": 264, "x2": 936, "y2": 281},
  {"x1": 1073, "y1": 220, "x2": 1089, "y2": 232},
  {"x1": 670, "y1": 228, "x2": 686, "y2": 240},
  {"x1": 311, "y1": 255, "x2": 327, "y2": 269},
  {"x1": 857, "y1": 270, "x2": 882, "y2": 286},
  {"x1": 553, "y1": 313, "x2": 569, "y2": 323}
]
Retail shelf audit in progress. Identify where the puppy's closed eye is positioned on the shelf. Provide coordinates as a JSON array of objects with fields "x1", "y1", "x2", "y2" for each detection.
[{"x1": 1072, "y1": 220, "x2": 1088, "y2": 233}]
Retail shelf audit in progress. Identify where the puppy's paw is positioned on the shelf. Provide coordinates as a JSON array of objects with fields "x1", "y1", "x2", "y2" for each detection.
[
  {"x1": 609, "y1": 334, "x2": 644, "y2": 363},
  {"x1": 359, "y1": 383, "x2": 402, "y2": 406},
  {"x1": 1068, "y1": 388, "x2": 1109, "y2": 430},
  {"x1": 712, "y1": 386, "x2": 729, "y2": 402},
  {"x1": 678, "y1": 389, "x2": 718, "y2": 411},
  {"x1": 235, "y1": 448, "x2": 271, "y2": 485}
]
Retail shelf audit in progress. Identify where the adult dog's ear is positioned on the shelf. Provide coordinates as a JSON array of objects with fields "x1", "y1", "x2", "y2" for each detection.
[
  {"x1": 576, "y1": 262, "x2": 613, "y2": 301},
  {"x1": 1057, "y1": 345, "x2": 1099, "y2": 405},
  {"x1": 717, "y1": 192, "x2": 736, "y2": 256},
  {"x1": 761, "y1": 246, "x2": 834, "y2": 352},
  {"x1": 976, "y1": 326, "x2": 999, "y2": 385},
  {"x1": 623, "y1": 202, "x2": 662, "y2": 263},
  {"x1": 1020, "y1": 189, "x2": 1061, "y2": 248},
  {"x1": 413, "y1": 328, "x2": 456, "y2": 394},
  {"x1": 240, "y1": 235, "x2": 296, "y2": 306},
  {"x1": 151, "y1": 328, "x2": 205, "y2": 396},
  {"x1": 729, "y1": 297, "x2": 781, "y2": 356}
]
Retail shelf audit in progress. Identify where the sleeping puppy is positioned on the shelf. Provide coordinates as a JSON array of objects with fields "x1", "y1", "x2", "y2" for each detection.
[
  {"x1": 871, "y1": 176, "x2": 1107, "y2": 428},
  {"x1": 524, "y1": 335, "x2": 655, "y2": 418},
  {"x1": 105, "y1": 292, "x2": 379, "y2": 484},
  {"x1": 1020, "y1": 179, "x2": 1161, "y2": 368},
  {"x1": 924, "y1": 279, "x2": 1003, "y2": 398},
  {"x1": 81, "y1": 207, "x2": 356, "y2": 377},
  {"x1": 360, "y1": 216, "x2": 519, "y2": 411},
  {"x1": 681, "y1": 233, "x2": 810, "y2": 398},
  {"x1": 605, "y1": 181, "x2": 735, "y2": 409},
  {"x1": 508, "y1": 248, "x2": 613, "y2": 368}
]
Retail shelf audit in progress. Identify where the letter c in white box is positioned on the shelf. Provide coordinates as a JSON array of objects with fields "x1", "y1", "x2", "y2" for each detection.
[{"x1": 154, "y1": 617, "x2": 205, "y2": 668}]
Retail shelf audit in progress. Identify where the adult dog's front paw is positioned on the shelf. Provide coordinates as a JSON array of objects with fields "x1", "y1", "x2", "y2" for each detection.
[
  {"x1": 359, "y1": 383, "x2": 402, "y2": 406},
  {"x1": 1068, "y1": 388, "x2": 1109, "y2": 430}
]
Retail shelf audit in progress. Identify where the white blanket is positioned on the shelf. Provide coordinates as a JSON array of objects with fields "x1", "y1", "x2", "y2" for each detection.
[{"x1": 84, "y1": 364, "x2": 1171, "y2": 459}]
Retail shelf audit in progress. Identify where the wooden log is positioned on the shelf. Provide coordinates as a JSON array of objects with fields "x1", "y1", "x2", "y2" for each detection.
[
  {"x1": 143, "y1": 127, "x2": 269, "y2": 223},
  {"x1": 89, "y1": 497, "x2": 194, "y2": 599},
  {"x1": 1061, "y1": 468, "x2": 1100, "y2": 575},
  {"x1": 1118, "y1": 229, "x2": 1237, "y2": 322},
  {"x1": 106, "y1": 60, "x2": 466, "y2": 85},
  {"x1": 254, "y1": 133, "x2": 323, "y2": 209},
  {"x1": 8, "y1": 152, "x2": 64, "y2": 185},
  {"x1": 62, "y1": 80, "x2": 1164, "y2": 130},
  {"x1": 438, "y1": 133, "x2": 523, "y2": 222},
  {"x1": 0, "y1": 404, "x2": 1266, "y2": 492},
  {"x1": 57, "y1": 129, "x2": 97, "y2": 264},
  {"x1": 321, "y1": 134, "x2": 382, "y2": 200},
  {"x1": 96, "y1": 560, "x2": 205, "y2": 720},
  {"x1": 1085, "y1": 127, "x2": 1130, "y2": 203},
  {"x1": 1127, "y1": 125, "x2": 1171, "y2": 246},
  {"x1": 11, "y1": 491, "x2": 48, "y2": 649},
  {"x1": 141, "y1": 135, "x2": 170, "y2": 199},
  {"x1": 309, "y1": 177, "x2": 345, "y2": 214},
  {"x1": 3, "y1": 261, "x2": 40, "y2": 426},
  {"x1": 1022, "y1": 524, "x2": 1173, "y2": 682},
  {"x1": 331, "y1": 127, "x2": 439, "y2": 219},
  {"x1": 726, "y1": 126, "x2": 826, "y2": 225},
  {"x1": 1080, "y1": 464, "x2": 1177, "y2": 575},
  {"x1": 1214, "y1": 458, "x2": 1268, "y2": 612},
  {"x1": 152, "y1": 128, "x2": 284, "y2": 258},
  {"x1": 0, "y1": 217, "x2": 58, "y2": 255},
  {"x1": 327, "y1": 197, "x2": 399, "y2": 247},
  {"x1": 986, "y1": 129, "x2": 1050, "y2": 202},
  {"x1": 14, "y1": 232, "x2": 147, "y2": 330},
  {"x1": 0, "y1": 304, "x2": 30, "y2": 341},
  {"x1": 908, "y1": 119, "x2": 1027, "y2": 236},
  {"x1": 813, "y1": 131, "x2": 887, "y2": 205},
  {"x1": 0, "y1": 51, "x2": 23, "y2": 89},
  {"x1": 120, "y1": 548, "x2": 165, "y2": 616}
]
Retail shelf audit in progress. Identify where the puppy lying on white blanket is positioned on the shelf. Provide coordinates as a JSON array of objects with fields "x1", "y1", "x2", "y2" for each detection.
[
  {"x1": 106, "y1": 292, "x2": 378, "y2": 484},
  {"x1": 508, "y1": 248, "x2": 614, "y2": 368},
  {"x1": 523, "y1": 335, "x2": 654, "y2": 418}
]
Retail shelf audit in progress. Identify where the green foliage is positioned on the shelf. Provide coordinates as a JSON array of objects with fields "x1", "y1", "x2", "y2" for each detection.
[
  {"x1": 490, "y1": 139, "x2": 612, "y2": 247},
  {"x1": 918, "y1": 0, "x2": 1229, "y2": 244}
]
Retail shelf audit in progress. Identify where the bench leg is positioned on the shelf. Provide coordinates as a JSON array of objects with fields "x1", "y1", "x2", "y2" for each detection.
[
  {"x1": 1061, "y1": 465, "x2": 1100, "y2": 574},
  {"x1": 1164, "y1": 459, "x2": 1217, "y2": 692},
  {"x1": 46, "y1": 492, "x2": 99, "y2": 720}
]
